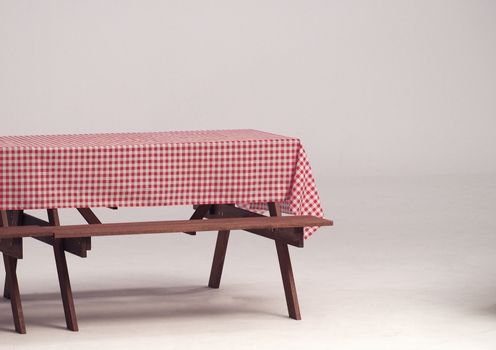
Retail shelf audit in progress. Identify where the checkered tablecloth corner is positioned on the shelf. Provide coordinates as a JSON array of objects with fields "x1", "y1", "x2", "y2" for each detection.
[
  {"x1": 0, "y1": 129, "x2": 326, "y2": 238},
  {"x1": 289, "y1": 143, "x2": 324, "y2": 238},
  {"x1": 243, "y1": 142, "x2": 324, "y2": 239}
]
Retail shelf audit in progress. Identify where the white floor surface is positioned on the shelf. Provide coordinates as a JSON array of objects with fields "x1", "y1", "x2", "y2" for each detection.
[{"x1": 1, "y1": 174, "x2": 496, "y2": 349}]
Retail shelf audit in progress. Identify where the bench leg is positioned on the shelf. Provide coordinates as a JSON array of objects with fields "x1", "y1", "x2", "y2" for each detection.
[
  {"x1": 268, "y1": 201, "x2": 302, "y2": 320},
  {"x1": 3, "y1": 211, "x2": 20, "y2": 300},
  {"x1": 208, "y1": 230, "x2": 230, "y2": 288},
  {"x1": 3, "y1": 257, "x2": 16, "y2": 299},
  {"x1": 48, "y1": 209, "x2": 79, "y2": 331},
  {"x1": 1, "y1": 210, "x2": 26, "y2": 333},
  {"x1": 53, "y1": 239, "x2": 79, "y2": 331},
  {"x1": 275, "y1": 241, "x2": 301, "y2": 320},
  {"x1": 3, "y1": 254, "x2": 26, "y2": 333}
]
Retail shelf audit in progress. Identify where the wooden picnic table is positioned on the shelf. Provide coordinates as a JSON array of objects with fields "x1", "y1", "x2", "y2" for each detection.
[{"x1": 0, "y1": 129, "x2": 332, "y2": 334}]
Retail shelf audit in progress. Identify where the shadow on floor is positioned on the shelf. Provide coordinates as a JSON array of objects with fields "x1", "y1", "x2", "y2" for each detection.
[{"x1": 0, "y1": 285, "x2": 287, "y2": 333}]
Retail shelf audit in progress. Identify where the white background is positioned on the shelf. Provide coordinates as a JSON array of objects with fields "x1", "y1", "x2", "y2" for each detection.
[
  {"x1": 1, "y1": 1, "x2": 496, "y2": 349},
  {"x1": 1, "y1": 0, "x2": 495, "y2": 177}
]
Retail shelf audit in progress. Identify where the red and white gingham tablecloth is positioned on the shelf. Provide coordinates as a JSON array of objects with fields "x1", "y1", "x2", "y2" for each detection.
[{"x1": 0, "y1": 129, "x2": 324, "y2": 238}]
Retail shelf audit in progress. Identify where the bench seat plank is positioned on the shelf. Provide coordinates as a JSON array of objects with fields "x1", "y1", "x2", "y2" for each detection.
[{"x1": 0, "y1": 216, "x2": 332, "y2": 239}]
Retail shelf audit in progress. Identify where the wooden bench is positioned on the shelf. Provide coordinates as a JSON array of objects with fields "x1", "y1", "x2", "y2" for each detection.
[{"x1": 0, "y1": 203, "x2": 332, "y2": 334}]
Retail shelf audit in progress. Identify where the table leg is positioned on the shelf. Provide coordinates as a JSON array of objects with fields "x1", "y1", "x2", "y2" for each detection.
[
  {"x1": 275, "y1": 241, "x2": 301, "y2": 320},
  {"x1": 269, "y1": 202, "x2": 302, "y2": 320},
  {"x1": 3, "y1": 254, "x2": 26, "y2": 333},
  {"x1": 53, "y1": 239, "x2": 79, "y2": 331},
  {"x1": 208, "y1": 230, "x2": 230, "y2": 288},
  {"x1": 3, "y1": 211, "x2": 20, "y2": 300},
  {"x1": 3, "y1": 257, "x2": 16, "y2": 299},
  {"x1": 48, "y1": 209, "x2": 79, "y2": 331},
  {"x1": 1, "y1": 210, "x2": 26, "y2": 334}
]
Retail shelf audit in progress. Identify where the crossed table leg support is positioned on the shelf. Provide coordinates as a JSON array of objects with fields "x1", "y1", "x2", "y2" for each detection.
[
  {"x1": 1, "y1": 203, "x2": 331, "y2": 333},
  {"x1": 1, "y1": 208, "x2": 95, "y2": 333},
  {"x1": 207, "y1": 203, "x2": 301, "y2": 320},
  {"x1": 1, "y1": 210, "x2": 26, "y2": 334}
]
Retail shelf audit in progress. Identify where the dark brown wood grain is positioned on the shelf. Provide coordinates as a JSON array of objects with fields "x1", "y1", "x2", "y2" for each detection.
[
  {"x1": 53, "y1": 215, "x2": 329, "y2": 237},
  {"x1": 48, "y1": 209, "x2": 79, "y2": 331},
  {"x1": 185, "y1": 204, "x2": 212, "y2": 235},
  {"x1": 0, "y1": 202, "x2": 332, "y2": 329},
  {"x1": 3, "y1": 257, "x2": 15, "y2": 299},
  {"x1": 0, "y1": 211, "x2": 23, "y2": 259},
  {"x1": 25, "y1": 214, "x2": 90, "y2": 258},
  {"x1": 76, "y1": 208, "x2": 102, "y2": 251},
  {"x1": 204, "y1": 204, "x2": 306, "y2": 247},
  {"x1": 268, "y1": 202, "x2": 302, "y2": 320},
  {"x1": 77, "y1": 208, "x2": 102, "y2": 225},
  {"x1": 0, "y1": 205, "x2": 332, "y2": 242},
  {"x1": 1, "y1": 210, "x2": 26, "y2": 334},
  {"x1": 2, "y1": 211, "x2": 22, "y2": 299},
  {"x1": 3, "y1": 254, "x2": 26, "y2": 333},
  {"x1": 208, "y1": 230, "x2": 230, "y2": 288},
  {"x1": 0, "y1": 215, "x2": 331, "y2": 239},
  {"x1": 268, "y1": 202, "x2": 282, "y2": 217},
  {"x1": 0, "y1": 237, "x2": 23, "y2": 259},
  {"x1": 275, "y1": 240, "x2": 301, "y2": 320}
]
